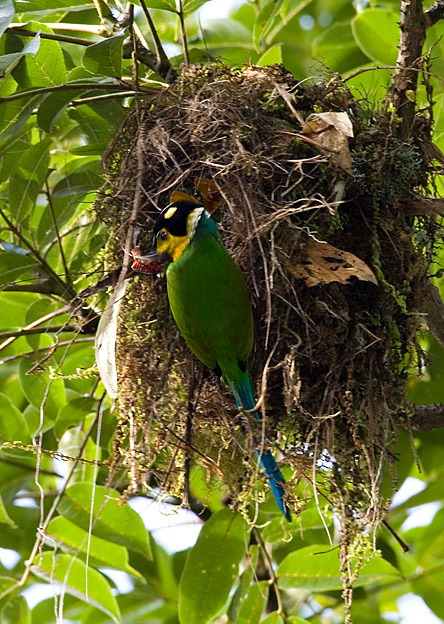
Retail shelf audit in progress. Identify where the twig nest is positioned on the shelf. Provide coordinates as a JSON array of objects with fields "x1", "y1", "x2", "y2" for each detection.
[{"x1": 97, "y1": 63, "x2": 436, "y2": 526}]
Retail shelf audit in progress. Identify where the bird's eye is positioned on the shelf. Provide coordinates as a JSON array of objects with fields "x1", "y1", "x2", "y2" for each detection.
[{"x1": 157, "y1": 230, "x2": 167, "y2": 241}]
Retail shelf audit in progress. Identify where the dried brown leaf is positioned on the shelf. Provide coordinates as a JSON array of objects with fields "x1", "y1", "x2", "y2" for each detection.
[
  {"x1": 302, "y1": 112, "x2": 354, "y2": 173},
  {"x1": 288, "y1": 234, "x2": 377, "y2": 287}
]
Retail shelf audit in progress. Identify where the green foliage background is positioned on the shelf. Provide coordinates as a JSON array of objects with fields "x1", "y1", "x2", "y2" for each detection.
[{"x1": 0, "y1": 0, "x2": 443, "y2": 622}]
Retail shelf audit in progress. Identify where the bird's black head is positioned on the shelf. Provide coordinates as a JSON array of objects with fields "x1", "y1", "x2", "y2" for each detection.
[
  {"x1": 131, "y1": 201, "x2": 204, "y2": 272},
  {"x1": 151, "y1": 200, "x2": 202, "y2": 243}
]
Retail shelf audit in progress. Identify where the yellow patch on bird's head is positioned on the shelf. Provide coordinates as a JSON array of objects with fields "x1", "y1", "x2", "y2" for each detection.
[{"x1": 153, "y1": 202, "x2": 204, "y2": 261}]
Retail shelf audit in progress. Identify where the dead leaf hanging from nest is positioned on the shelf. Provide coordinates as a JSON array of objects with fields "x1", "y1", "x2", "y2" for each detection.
[
  {"x1": 169, "y1": 178, "x2": 224, "y2": 214},
  {"x1": 288, "y1": 233, "x2": 377, "y2": 287},
  {"x1": 195, "y1": 177, "x2": 224, "y2": 214},
  {"x1": 301, "y1": 112, "x2": 354, "y2": 173}
]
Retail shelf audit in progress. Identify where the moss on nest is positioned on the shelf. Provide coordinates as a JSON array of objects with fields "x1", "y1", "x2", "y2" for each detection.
[{"x1": 96, "y1": 63, "x2": 436, "y2": 528}]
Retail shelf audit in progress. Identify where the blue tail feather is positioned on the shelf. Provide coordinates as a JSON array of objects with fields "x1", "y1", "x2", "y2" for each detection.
[{"x1": 231, "y1": 373, "x2": 291, "y2": 521}]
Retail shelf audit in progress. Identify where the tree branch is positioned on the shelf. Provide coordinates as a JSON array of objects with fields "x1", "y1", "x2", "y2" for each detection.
[
  {"x1": 416, "y1": 281, "x2": 444, "y2": 348},
  {"x1": 0, "y1": 82, "x2": 152, "y2": 105},
  {"x1": 405, "y1": 197, "x2": 444, "y2": 216},
  {"x1": 0, "y1": 326, "x2": 78, "y2": 341},
  {"x1": 412, "y1": 404, "x2": 444, "y2": 431},
  {"x1": 6, "y1": 26, "x2": 94, "y2": 46},
  {"x1": 390, "y1": 0, "x2": 426, "y2": 139},
  {"x1": 0, "y1": 337, "x2": 94, "y2": 366},
  {"x1": 424, "y1": 0, "x2": 444, "y2": 28},
  {"x1": 139, "y1": 0, "x2": 176, "y2": 80}
]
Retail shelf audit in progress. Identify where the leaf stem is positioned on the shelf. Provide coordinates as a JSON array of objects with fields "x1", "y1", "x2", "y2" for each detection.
[
  {"x1": 6, "y1": 26, "x2": 94, "y2": 46},
  {"x1": 45, "y1": 179, "x2": 72, "y2": 292},
  {"x1": 253, "y1": 527, "x2": 287, "y2": 619},
  {"x1": 0, "y1": 82, "x2": 153, "y2": 105},
  {"x1": 0, "y1": 337, "x2": 94, "y2": 366},
  {"x1": 0, "y1": 307, "x2": 72, "y2": 354},
  {"x1": 139, "y1": 0, "x2": 174, "y2": 76},
  {"x1": 177, "y1": 0, "x2": 190, "y2": 65},
  {"x1": 0, "y1": 325, "x2": 77, "y2": 341}
]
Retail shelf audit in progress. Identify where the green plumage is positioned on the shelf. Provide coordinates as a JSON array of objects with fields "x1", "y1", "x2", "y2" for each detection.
[
  {"x1": 134, "y1": 201, "x2": 290, "y2": 519},
  {"x1": 166, "y1": 221, "x2": 253, "y2": 385}
]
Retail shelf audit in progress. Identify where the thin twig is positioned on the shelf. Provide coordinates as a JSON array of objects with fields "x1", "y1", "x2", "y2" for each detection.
[
  {"x1": 0, "y1": 206, "x2": 75, "y2": 300},
  {"x1": 45, "y1": 180, "x2": 72, "y2": 292},
  {"x1": 5, "y1": 26, "x2": 94, "y2": 46},
  {"x1": 0, "y1": 82, "x2": 153, "y2": 105},
  {"x1": 0, "y1": 307, "x2": 71, "y2": 354},
  {"x1": 71, "y1": 91, "x2": 151, "y2": 106},
  {"x1": 177, "y1": 0, "x2": 190, "y2": 66},
  {"x1": 0, "y1": 325, "x2": 77, "y2": 341},
  {"x1": 425, "y1": 0, "x2": 444, "y2": 27},
  {"x1": 343, "y1": 64, "x2": 444, "y2": 88},
  {"x1": 253, "y1": 527, "x2": 286, "y2": 617},
  {"x1": 139, "y1": 0, "x2": 173, "y2": 76},
  {"x1": 382, "y1": 519, "x2": 410, "y2": 553},
  {"x1": 0, "y1": 337, "x2": 94, "y2": 366}
]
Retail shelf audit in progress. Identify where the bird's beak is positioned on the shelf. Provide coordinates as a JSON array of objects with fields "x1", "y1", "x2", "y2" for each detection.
[{"x1": 131, "y1": 246, "x2": 170, "y2": 274}]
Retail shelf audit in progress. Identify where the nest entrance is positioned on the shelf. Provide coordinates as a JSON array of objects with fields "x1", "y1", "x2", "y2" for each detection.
[{"x1": 97, "y1": 64, "x2": 435, "y2": 532}]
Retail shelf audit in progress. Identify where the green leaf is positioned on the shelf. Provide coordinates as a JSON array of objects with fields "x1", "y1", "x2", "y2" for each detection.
[
  {"x1": 46, "y1": 516, "x2": 142, "y2": 577},
  {"x1": 228, "y1": 544, "x2": 259, "y2": 621},
  {"x1": 0, "y1": 94, "x2": 44, "y2": 142},
  {"x1": 277, "y1": 545, "x2": 400, "y2": 591},
  {"x1": 52, "y1": 166, "x2": 101, "y2": 199},
  {"x1": 14, "y1": 0, "x2": 95, "y2": 11},
  {"x1": 31, "y1": 553, "x2": 121, "y2": 624},
  {"x1": 0, "y1": 133, "x2": 30, "y2": 183},
  {"x1": 257, "y1": 43, "x2": 283, "y2": 66},
  {"x1": 83, "y1": 34, "x2": 125, "y2": 78},
  {"x1": 0, "y1": 34, "x2": 41, "y2": 83},
  {"x1": 19, "y1": 137, "x2": 51, "y2": 185},
  {"x1": 253, "y1": 1, "x2": 283, "y2": 52},
  {"x1": 57, "y1": 483, "x2": 152, "y2": 559},
  {"x1": 414, "y1": 507, "x2": 444, "y2": 566},
  {"x1": 411, "y1": 569, "x2": 444, "y2": 619},
  {"x1": 9, "y1": 174, "x2": 41, "y2": 223},
  {"x1": 0, "y1": 0, "x2": 14, "y2": 38},
  {"x1": 182, "y1": 0, "x2": 211, "y2": 13},
  {"x1": 0, "y1": 392, "x2": 30, "y2": 443},
  {"x1": 0, "y1": 251, "x2": 38, "y2": 288},
  {"x1": 391, "y1": 479, "x2": 444, "y2": 513},
  {"x1": 0, "y1": 462, "x2": 30, "y2": 493},
  {"x1": 18, "y1": 359, "x2": 66, "y2": 423},
  {"x1": 0, "y1": 494, "x2": 17, "y2": 528},
  {"x1": 70, "y1": 106, "x2": 114, "y2": 143},
  {"x1": 37, "y1": 89, "x2": 87, "y2": 133},
  {"x1": 351, "y1": 9, "x2": 399, "y2": 66},
  {"x1": 200, "y1": 19, "x2": 254, "y2": 46},
  {"x1": 236, "y1": 581, "x2": 268, "y2": 624},
  {"x1": 37, "y1": 159, "x2": 100, "y2": 245},
  {"x1": 1, "y1": 596, "x2": 30, "y2": 624},
  {"x1": 13, "y1": 24, "x2": 67, "y2": 88},
  {"x1": 142, "y1": 0, "x2": 177, "y2": 12},
  {"x1": 178, "y1": 508, "x2": 247, "y2": 624},
  {"x1": 0, "y1": 575, "x2": 18, "y2": 597},
  {"x1": 261, "y1": 613, "x2": 285, "y2": 624},
  {"x1": 55, "y1": 396, "x2": 97, "y2": 439},
  {"x1": 313, "y1": 23, "x2": 369, "y2": 74}
]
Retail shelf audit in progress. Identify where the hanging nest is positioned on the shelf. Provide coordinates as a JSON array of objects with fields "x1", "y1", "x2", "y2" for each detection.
[{"x1": 95, "y1": 64, "x2": 438, "y2": 531}]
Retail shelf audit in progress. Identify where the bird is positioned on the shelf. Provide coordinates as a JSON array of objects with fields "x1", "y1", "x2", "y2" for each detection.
[{"x1": 132, "y1": 200, "x2": 291, "y2": 521}]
